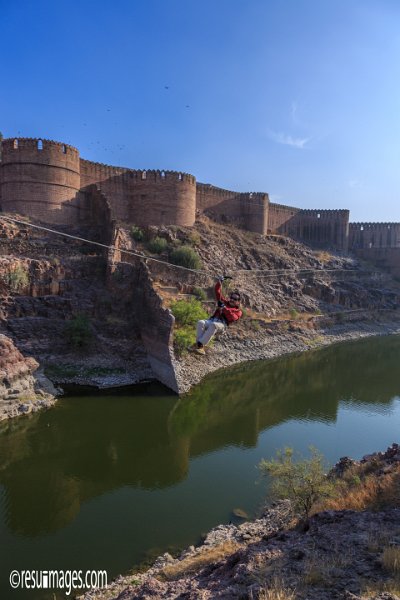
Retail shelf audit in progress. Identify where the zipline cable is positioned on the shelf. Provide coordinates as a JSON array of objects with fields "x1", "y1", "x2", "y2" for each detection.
[{"x1": 0, "y1": 215, "x2": 363, "y2": 280}]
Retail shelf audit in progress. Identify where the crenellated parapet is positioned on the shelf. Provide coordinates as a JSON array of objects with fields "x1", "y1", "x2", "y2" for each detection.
[
  {"x1": 196, "y1": 183, "x2": 268, "y2": 234},
  {"x1": 0, "y1": 137, "x2": 81, "y2": 224},
  {"x1": 349, "y1": 222, "x2": 400, "y2": 249},
  {"x1": 268, "y1": 204, "x2": 349, "y2": 251},
  {"x1": 3, "y1": 135, "x2": 393, "y2": 254}
]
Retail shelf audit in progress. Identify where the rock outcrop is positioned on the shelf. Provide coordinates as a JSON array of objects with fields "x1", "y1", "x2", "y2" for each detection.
[{"x1": 0, "y1": 334, "x2": 58, "y2": 420}]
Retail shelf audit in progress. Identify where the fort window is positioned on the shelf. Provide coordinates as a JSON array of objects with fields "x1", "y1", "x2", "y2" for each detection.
[
  {"x1": 161, "y1": 171, "x2": 165, "y2": 178},
  {"x1": 141, "y1": 171, "x2": 147, "y2": 180},
  {"x1": 360, "y1": 226, "x2": 364, "y2": 231},
  {"x1": 62, "y1": 144, "x2": 67, "y2": 154},
  {"x1": 178, "y1": 173, "x2": 182, "y2": 180},
  {"x1": 317, "y1": 213, "x2": 321, "y2": 219},
  {"x1": 38, "y1": 139, "x2": 43, "y2": 150},
  {"x1": 13, "y1": 139, "x2": 18, "y2": 149}
]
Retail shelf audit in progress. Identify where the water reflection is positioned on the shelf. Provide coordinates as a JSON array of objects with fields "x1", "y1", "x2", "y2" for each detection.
[{"x1": 0, "y1": 335, "x2": 400, "y2": 538}]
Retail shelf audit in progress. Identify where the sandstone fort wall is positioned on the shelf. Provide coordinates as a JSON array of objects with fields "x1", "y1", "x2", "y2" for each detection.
[
  {"x1": 0, "y1": 138, "x2": 80, "y2": 224},
  {"x1": 196, "y1": 183, "x2": 268, "y2": 234},
  {"x1": 349, "y1": 223, "x2": 400, "y2": 249},
  {"x1": 1, "y1": 137, "x2": 398, "y2": 254}
]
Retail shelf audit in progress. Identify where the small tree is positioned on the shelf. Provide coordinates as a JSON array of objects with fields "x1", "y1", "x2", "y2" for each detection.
[
  {"x1": 64, "y1": 314, "x2": 93, "y2": 349},
  {"x1": 259, "y1": 447, "x2": 335, "y2": 520}
]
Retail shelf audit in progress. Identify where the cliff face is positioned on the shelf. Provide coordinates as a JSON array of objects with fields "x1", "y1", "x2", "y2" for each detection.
[
  {"x1": 1, "y1": 214, "x2": 400, "y2": 408},
  {"x1": 0, "y1": 334, "x2": 57, "y2": 420}
]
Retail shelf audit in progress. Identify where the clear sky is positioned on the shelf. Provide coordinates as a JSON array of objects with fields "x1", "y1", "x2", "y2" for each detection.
[{"x1": 1, "y1": 0, "x2": 399, "y2": 221}]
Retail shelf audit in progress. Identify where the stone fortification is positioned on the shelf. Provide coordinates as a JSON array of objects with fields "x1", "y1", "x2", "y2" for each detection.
[
  {"x1": 2, "y1": 136, "x2": 400, "y2": 253},
  {"x1": 269, "y1": 204, "x2": 350, "y2": 252},
  {"x1": 349, "y1": 222, "x2": 400, "y2": 249},
  {"x1": 0, "y1": 138, "x2": 80, "y2": 224},
  {"x1": 196, "y1": 183, "x2": 268, "y2": 235}
]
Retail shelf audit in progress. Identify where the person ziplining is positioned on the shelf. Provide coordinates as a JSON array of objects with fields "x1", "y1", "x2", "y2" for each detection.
[{"x1": 189, "y1": 276, "x2": 242, "y2": 355}]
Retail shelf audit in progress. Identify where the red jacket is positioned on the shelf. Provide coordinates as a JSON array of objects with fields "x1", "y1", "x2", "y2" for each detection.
[{"x1": 212, "y1": 281, "x2": 242, "y2": 325}]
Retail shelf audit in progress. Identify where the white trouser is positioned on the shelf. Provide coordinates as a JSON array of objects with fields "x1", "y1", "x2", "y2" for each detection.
[{"x1": 196, "y1": 318, "x2": 226, "y2": 346}]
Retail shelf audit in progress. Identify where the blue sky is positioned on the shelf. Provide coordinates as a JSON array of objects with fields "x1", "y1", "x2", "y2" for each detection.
[{"x1": 1, "y1": 0, "x2": 399, "y2": 221}]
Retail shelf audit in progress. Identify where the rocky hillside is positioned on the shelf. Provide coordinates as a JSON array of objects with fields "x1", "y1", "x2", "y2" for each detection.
[
  {"x1": 1, "y1": 214, "x2": 400, "y2": 405},
  {"x1": 81, "y1": 444, "x2": 400, "y2": 600}
]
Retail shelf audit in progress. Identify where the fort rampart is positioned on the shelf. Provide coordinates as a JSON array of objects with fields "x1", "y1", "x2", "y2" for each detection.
[
  {"x1": 196, "y1": 183, "x2": 268, "y2": 234},
  {"x1": 349, "y1": 223, "x2": 400, "y2": 249},
  {"x1": 1, "y1": 137, "x2": 398, "y2": 254}
]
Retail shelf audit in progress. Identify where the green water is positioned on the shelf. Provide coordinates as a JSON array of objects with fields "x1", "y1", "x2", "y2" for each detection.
[{"x1": 1, "y1": 335, "x2": 400, "y2": 599}]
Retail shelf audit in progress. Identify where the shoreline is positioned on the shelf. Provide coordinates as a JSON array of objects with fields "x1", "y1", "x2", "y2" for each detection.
[
  {"x1": 3, "y1": 314, "x2": 400, "y2": 422},
  {"x1": 174, "y1": 313, "x2": 400, "y2": 394},
  {"x1": 80, "y1": 444, "x2": 400, "y2": 600}
]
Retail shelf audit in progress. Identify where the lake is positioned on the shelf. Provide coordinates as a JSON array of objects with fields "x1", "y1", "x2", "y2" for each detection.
[{"x1": 1, "y1": 334, "x2": 400, "y2": 599}]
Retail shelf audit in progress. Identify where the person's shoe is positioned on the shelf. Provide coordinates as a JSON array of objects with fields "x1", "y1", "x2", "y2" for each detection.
[
  {"x1": 194, "y1": 347, "x2": 206, "y2": 355},
  {"x1": 188, "y1": 343, "x2": 198, "y2": 352}
]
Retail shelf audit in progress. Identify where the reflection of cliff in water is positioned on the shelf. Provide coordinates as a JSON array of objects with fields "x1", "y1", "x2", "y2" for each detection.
[
  {"x1": 169, "y1": 335, "x2": 400, "y2": 452},
  {"x1": 1, "y1": 335, "x2": 400, "y2": 536},
  {"x1": 0, "y1": 394, "x2": 185, "y2": 535}
]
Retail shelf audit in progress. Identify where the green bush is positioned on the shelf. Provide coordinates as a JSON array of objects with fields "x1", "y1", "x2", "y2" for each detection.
[
  {"x1": 64, "y1": 315, "x2": 93, "y2": 349},
  {"x1": 289, "y1": 308, "x2": 299, "y2": 320},
  {"x1": 131, "y1": 225, "x2": 144, "y2": 242},
  {"x1": 173, "y1": 326, "x2": 195, "y2": 356},
  {"x1": 169, "y1": 246, "x2": 202, "y2": 270},
  {"x1": 147, "y1": 236, "x2": 168, "y2": 254},
  {"x1": 6, "y1": 265, "x2": 29, "y2": 292},
  {"x1": 259, "y1": 447, "x2": 335, "y2": 520},
  {"x1": 188, "y1": 231, "x2": 201, "y2": 246},
  {"x1": 170, "y1": 298, "x2": 208, "y2": 326},
  {"x1": 192, "y1": 287, "x2": 206, "y2": 301}
]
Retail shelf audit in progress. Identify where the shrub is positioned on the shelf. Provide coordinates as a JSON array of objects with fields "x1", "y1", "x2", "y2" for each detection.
[
  {"x1": 147, "y1": 236, "x2": 168, "y2": 254},
  {"x1": 170, "y1": 298, "x2": 208, "y2": 356},
  {"x1": 131, "y1": 225, "x2": 144, "y2": 242},
  {"x1": 170, "y1": 298, "x2": 208, "y2": 326},
  {"x1": 259, "y1": 447, "x2": 335, "y2": 520},
  {"x1": 289, "y1": 308, "x2": 299, "y2": 320},
  {"x1": 6, "y1": 265, "x2": 29, "y2": 292},
  {"x1": 64, "y1": 314, "x2": 93, "y2": 349},
  {"x1": 192, "y1": 287, "x2": 206, "y2": 301},
  {"x1": 173, "y1": 327, "x2": 195, "y2": 356},
  {"x1": 169, "y1": 246, "x2": 202, "y2": 270},
  {"x1": 188, "y1": 231, "x2": 201, "y2": 246}
]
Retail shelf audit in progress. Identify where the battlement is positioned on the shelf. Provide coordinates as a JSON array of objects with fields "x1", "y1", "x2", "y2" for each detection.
[
  {"x1": 1, "y1": 137, "x2": 79, "y2": 162},
  {"x1": 350, "y1": 222, "x2": 399, "y2": 228},
  {"x1": 349, "y1": 222, "x2": 400, "y2": 249},
  {"x1": 80, "y1": 159, "x2": 196, "y2": 184},
  {"x1": 301, "y1": 209, "x2": 349, "y2": 216},
  {"x1": 269, "y1": 202, "x2": 300, "y2": 213},
  {"x1": 0, "y1": 134, "x2": 383, "y2": 252}
]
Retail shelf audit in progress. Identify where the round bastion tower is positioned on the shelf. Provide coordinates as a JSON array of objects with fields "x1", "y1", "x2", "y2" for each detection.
[{"x1": 0, "y1": 138, "x2": 81, "y2": 225}]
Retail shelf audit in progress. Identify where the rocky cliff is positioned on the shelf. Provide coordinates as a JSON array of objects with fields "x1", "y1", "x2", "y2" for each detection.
[
  {"x1": 1, "y1": 214, "x2": 400, "y2": 410},
  {"x1": 0, "y1": 333, "x2": 57, "y2": 420}
]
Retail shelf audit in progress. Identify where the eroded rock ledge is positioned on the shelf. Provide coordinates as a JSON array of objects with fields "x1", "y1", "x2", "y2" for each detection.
[{"x1": 0, "y1": 334, "x2": 58, "y2": 420}]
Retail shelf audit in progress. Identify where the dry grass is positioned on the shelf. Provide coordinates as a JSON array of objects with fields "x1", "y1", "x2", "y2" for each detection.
[
  {"x1": 257, "y1": 577, "x2": 296, "y2": 600},
  {"x1": 159, "y1": 540, "x2": 241, "y2": 581},
  {"x1": 381, "y1": 546, "x2": 400, "y2": 575},
  {"x1": 315, "y1": 251, "x2": 333, "y2": 264},
  {"x1": 312, "y1": 462, "x2": 400, "y2": 514},
  {"x1": 299, "y1": 547, "x2": 355, "y2": 588},
  {"x1": 361, "y1": 577, "x2": 400, "y2": 597}
]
